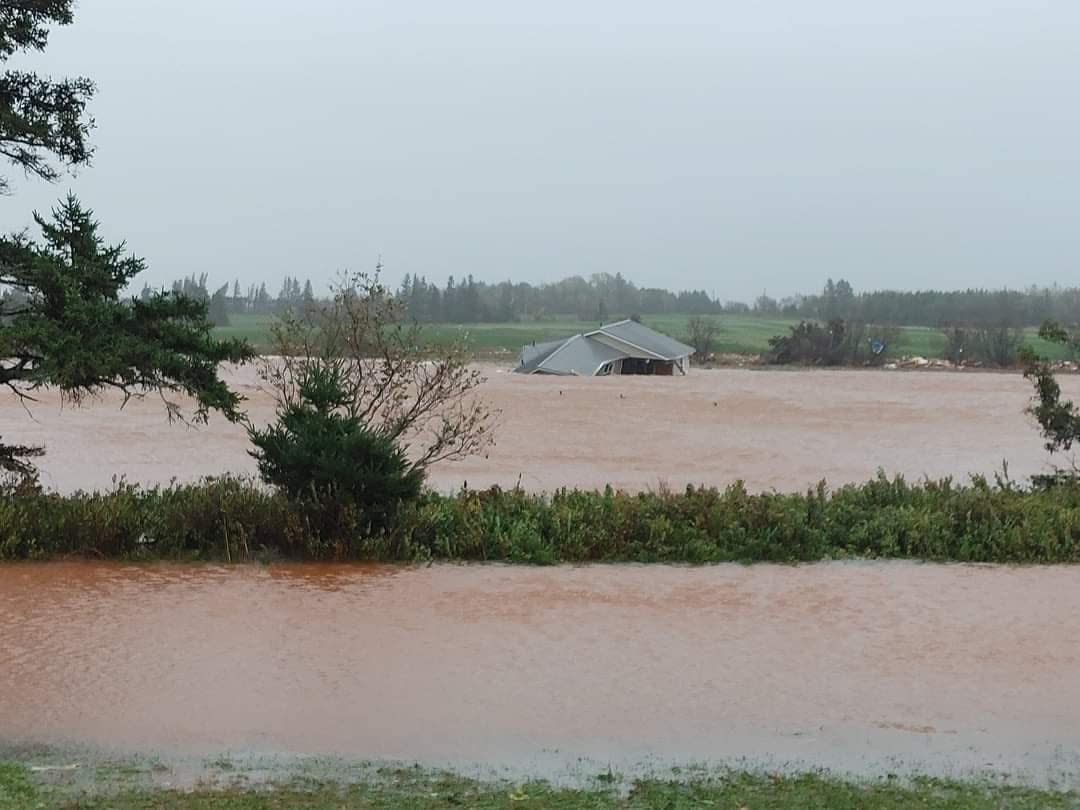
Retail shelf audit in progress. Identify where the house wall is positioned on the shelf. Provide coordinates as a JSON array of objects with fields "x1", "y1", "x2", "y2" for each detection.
[{"x1": 592, "y1": 332, "x2": 692, "y2": 376}]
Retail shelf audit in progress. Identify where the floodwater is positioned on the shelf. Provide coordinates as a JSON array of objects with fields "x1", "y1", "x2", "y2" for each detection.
[
  {"x1": 0, "y1": 364, "x2": 1076, "y2": 494},
  {"x1": 3, "y1": 562, "x2": 1080, "y2": 780}
]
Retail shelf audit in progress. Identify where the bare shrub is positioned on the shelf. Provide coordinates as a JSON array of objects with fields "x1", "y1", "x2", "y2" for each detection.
[
  {"x1": 258, "y1": 269, "x2": 496, "y2": 477},
  {"x1": 972, "y1": 326, "x2": 1024, "y2": 367},
  {"x1": 942, "y1": 326, "x2": 970, "y2": 365},
  {"x1": 686, "y1": 316, "x2": 720, "y2": 359}
]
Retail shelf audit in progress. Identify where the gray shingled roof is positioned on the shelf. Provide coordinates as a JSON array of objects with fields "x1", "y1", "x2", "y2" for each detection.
[
  {"x1": 536, "y1": 334, "x2": 626, "y2": 375},
  {"x1": 588, "y1": 319, "x2": 694, "y2": 360},
  {"x1": 516, "y1": 320, "x2": 692, "y2": 375},
  {"x1": 518, "y1": 337, "x2": 567, "y2": 373}
]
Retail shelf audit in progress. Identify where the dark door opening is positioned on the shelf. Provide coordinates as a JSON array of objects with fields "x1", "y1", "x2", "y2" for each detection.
[{"x1": 620, "y1": 358, "x2": 665, "y2": 375}]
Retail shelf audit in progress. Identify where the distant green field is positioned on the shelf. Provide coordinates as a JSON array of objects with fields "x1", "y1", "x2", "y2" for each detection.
[
  {"x1": 211, "y1": 312, "x2": 279, "y2": 345},
  {"x1": 213, "y1": 312, "x2": 1073, "y2": 362}
]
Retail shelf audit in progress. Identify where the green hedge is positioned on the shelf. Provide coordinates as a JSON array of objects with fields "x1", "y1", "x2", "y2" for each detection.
[{"x1": 5, "y1": 473, "x2": 1080, "y2": 564}]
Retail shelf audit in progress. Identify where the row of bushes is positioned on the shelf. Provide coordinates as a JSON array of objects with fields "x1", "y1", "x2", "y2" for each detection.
[
  {"x1": 5, "y1": 472, "x2": 1080, "y2": 564},
  {"x1": 766, "y1": 319, "x2": 897, "y2": 366},
  {"x1": 766, "y1": 319, "x2": 1031, "y2": 367}
]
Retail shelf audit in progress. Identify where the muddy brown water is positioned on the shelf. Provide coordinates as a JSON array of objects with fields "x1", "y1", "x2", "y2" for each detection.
[
  {"x1": 4, "y1": 368, "x2": 1080, "y2": 781},
  {"x1": 0, "y1": 365, "x2": 1075, "y2": 494},
  {"x1": 3, "y1": 561, "x2": 1080, "y2": 780}
]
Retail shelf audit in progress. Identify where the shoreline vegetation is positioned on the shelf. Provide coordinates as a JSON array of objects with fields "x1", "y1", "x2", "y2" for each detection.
[
  {"x1": 2, "y1": 761, "x2": 1079, "y2": 809},
  {"x1": 6, "y1": 472, "x2": 1080, "y2": 564}
]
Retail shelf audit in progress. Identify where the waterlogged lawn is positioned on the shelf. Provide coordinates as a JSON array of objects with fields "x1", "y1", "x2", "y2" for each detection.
[{"x1": 4, "y1": 765, "x2": 1080, "y2": 810}]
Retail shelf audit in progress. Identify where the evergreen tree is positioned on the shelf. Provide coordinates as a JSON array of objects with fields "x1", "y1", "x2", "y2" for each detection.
[
  {"x1": 208, "y1": 283, "x2": 230, "y2": 327},
  {"x1": 0, "y1": 0, "x2": 251, "y2": 476},
  {"x1": 463, "y1": 274, "x2": 482, "y2": 322},
  {"x1": 248, "y1": 364, "x2": 424, "y2": 531},
  {"x1": 754, "y1": 292, "x2": 779, "y2": 315},
  {"x1": 444, "y1": 276, "x2": 458, "y2": 322},
  {"x1": 408, "y1": 275, "x2": 427, "y2": 321},
  {"x1": 0, "y1": 2, "x2": 95, "y2": 195},
  {"x1": 255, "y1": 282, "x2": 270, "y2": 312},
  {"x1": 428, "y1": 284, "x2": 442, "y2": 321},
  {"x1": 497, "y1": 282, "x2": 514, "y2": 321},
  {"x1": 0, "y1": 196, "x2": 253, "y2": 473},
  {"x1": 277, "y1": 276, "x2": 293, "y2": 310}
]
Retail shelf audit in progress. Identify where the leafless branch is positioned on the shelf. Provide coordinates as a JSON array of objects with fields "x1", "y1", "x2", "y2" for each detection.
[{"x1": 259, "y1": 267, "x2": 497, "y2": 476}]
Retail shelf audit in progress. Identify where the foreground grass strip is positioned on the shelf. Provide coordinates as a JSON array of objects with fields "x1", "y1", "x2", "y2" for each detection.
[
  {"x1": 4, "y1": 766, "x2": 1080, "y2": 809},
  {"x1": 6, "y1": 471, "x2": 1080, "y2": 564}
]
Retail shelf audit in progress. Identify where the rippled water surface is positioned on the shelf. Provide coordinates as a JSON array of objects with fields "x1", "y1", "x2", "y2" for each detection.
[
  {"x1": 0, "y1": 364, "x2": 1075, "y2": 493},
  {"x1": 3, "y1": 561, "x2": 1079, "y2": 778}
]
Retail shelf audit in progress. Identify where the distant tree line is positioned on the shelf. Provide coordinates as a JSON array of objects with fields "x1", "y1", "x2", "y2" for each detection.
[
  {"x1": 781, "y1": 279, "x2": 1080, "y2": 328},
  {"x1": 396, "y1": 272, "x2": 722, "y2": 322},
  {"x1": 144, "y1": 274, "x2": 317, "y2": 326},
  {"x1": 156, "y1": 270, "x2": 1080, "y2": 330},
  {"x1": 152, "y1": 271, "x2": 726, "y2": 326}
]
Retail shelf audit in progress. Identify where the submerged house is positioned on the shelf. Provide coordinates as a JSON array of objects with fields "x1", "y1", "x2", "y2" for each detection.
[{"x1": 516, "y1": 319, "x2": 694, "y2": 376}]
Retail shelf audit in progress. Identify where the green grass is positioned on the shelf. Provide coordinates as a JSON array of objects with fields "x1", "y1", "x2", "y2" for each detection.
[
  {"x1": 214, "y1": 313, "x2": 1075, "y2": 362},
  {"x1": 421, "y1": 315, "x2": 816, "y2": 357},
  {"x1": 888, "y1": 325, "x2": 1073, "y2": 362},
  {"x1": 212, "y1": 312, "x2": 279, "y2": 346},
  {"x1": 0, "y1": 762, "x2": 36, "y2": 809},
  {"x1": 648, "y1": 314, "x2": 796, "y2": 355},
  {"x1": 3, "y1": 763, "x2": 1078, "y2": 809},
  {"x1": 9, "y1": 472, "x2": 1080, "y2": 564},
  {"x1": 424, "y1": 319, "x2": 610, "y2": 354}
]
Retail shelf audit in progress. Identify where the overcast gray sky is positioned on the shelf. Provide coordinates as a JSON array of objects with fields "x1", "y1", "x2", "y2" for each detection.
[{"x1": 2, "y1": 0, "x2": 1078, "y2": 300}]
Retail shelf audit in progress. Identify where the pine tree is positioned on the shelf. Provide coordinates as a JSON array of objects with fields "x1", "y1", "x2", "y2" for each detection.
[
  {"x1": 444, "y1": 276, "x2": 458, "y2": 322},
  {"x1": 256, "y1": 283, "x2": 270, "y2": 312},
  {"x1": 208, "y1": 283, "x2": 230, "y2": 327},
  {"x1": 0, "y1": 196, "x2": 253, "y2": 473},
  {"x1": 0, "y1": 3, "x2": 95, "y2": 195},
  {"x1": 428, "y1": 285, "x2": 442, "y2": 321}
]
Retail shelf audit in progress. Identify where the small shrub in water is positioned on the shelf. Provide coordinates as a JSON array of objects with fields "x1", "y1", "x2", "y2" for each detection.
[{"x1": 248, "y1": 365, "x2": 423, "y2": 531}]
